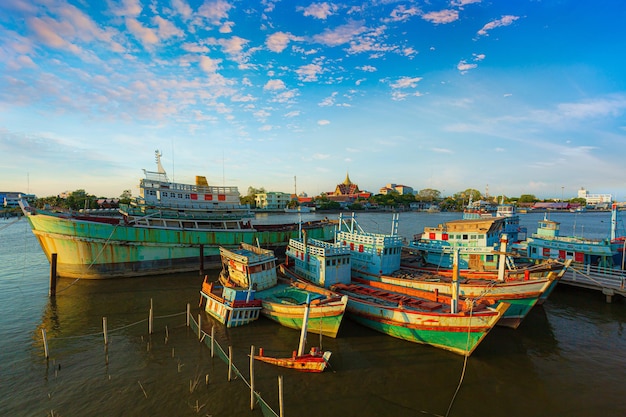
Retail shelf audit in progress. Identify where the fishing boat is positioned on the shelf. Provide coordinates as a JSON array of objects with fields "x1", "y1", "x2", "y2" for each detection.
[
  {"x1": 337, "y1": 213, "x2": 569, "y2": 329},
  {"x1": 331, "y1": 249, "x2": 508, "y2": 356},
  {"x1": 18, "y1": 151, "x2": 335, "y2": 279},
  {"x1": 218, "y1": 242, "x2": 348, "y2": 338},
  {"x1": 512, "y1": 204, "x2": 626, "y2": 301},
  {"x1": 254, "y1": 295, "x2": 332, "y2": 372},
  {"x1": 404, "y1": 200, "x2": 526, "y2": 272},
  {"x1": 280, "y1": 230, "x2": 352, "y2": 289},
  {"x1": 199, "y1": 277, "x2": 262, "y2": 327}
]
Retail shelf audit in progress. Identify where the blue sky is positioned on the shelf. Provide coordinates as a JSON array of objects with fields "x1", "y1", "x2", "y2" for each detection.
[{"x1": 1, "y1": 0, "x2": 625, "y2": 201}]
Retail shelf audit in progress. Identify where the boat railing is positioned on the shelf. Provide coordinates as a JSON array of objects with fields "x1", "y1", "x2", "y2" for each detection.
[
  {"x1": 531, "y1": 233, "x2": 607, "y2": 245},
  {"x1": 336, "y1": 231, "x2": 403, "y2": 247},
  {"x1": 289, "y1": 239, "x2": 350, "y2": 257}
]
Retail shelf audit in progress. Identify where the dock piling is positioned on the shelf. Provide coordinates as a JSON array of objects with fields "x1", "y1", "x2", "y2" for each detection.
[{"x1": 49, "y1": 253, "x2": 58, "y2": 297}]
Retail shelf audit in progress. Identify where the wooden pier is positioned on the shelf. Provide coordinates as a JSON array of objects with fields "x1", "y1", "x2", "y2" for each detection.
[{"x1": 560, "y1": 264, "x2": 626, "y2": 303}]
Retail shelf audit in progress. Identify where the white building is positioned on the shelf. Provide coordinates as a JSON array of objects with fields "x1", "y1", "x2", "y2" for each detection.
[
  {"x1": 255, "y1": 191, "x2": 291, "y2": 210},
  {"x1": 577, "y1": 187, "x2": 612, "y2": 204}
]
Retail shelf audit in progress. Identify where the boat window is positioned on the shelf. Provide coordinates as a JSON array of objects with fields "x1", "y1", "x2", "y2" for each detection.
[
  {"x1": 326, "y1": 260, "x2": 331, "y2": 266},
  {"x1": 463, "y1": 234, "x2": 468, "y2": 240}
]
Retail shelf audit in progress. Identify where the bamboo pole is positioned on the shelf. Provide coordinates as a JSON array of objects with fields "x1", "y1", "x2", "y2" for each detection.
[
  {"x1": 41, "y1": 328, "x2": 49, "y2": 359},
  {"x1": 211, "y1": 326, "x2": 215, "y2": 358},
  {"x1": 149, "y1": 299, "x2": 154, "y2": 334},
  {"x1": 228, "y1": 346, "x2": 233, "y2": 381},
  {"x1": 250, "y1": 345, "x2": 255, "y2": 410},
  {"x1": 103, "y1": 317, "x2": 108, "y2": 346},
  {"x1": 278, "y1": 375, "x2": 284, "y2": 417},
  {"x1": 186, "y1": 303, "x2": 190, "y2": 327}
]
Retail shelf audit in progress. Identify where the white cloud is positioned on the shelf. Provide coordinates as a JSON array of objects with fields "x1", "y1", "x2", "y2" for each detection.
[
  {"x1": 313, "y1": 21, "x2": 367, "y2": 47},
  {"x1": 478, "y1": 15, "x2": 520, "y2": 36},
  {"x1": 317, "y1": 119, "x2": 331, "y2": 125},
  {"x1": 266, "y1": 32, "x2": 295, "y2": 53},
  {"x1": 390, "y1": 76, "x2": 422, "y2": 89},
  {"x1": 296, "y1": 63, "x2": 323, "y2": 82},
  {"x1": 457, "y1": 60, "x2": 477, "y2": 72},
  {"x1": 300, "y1": 3, "x2": 338, "y2": 20},
  {"x1": 422, "y1": 10, "x2": 459, "y2": 25},
  {"x1": 264, "y1": 79, "x2": 286, "y2": 90}
]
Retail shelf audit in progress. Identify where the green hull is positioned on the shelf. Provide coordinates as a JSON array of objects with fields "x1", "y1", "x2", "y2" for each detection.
[
  {"x1": 348, "y1": 314, "x2": 488, "y2": 356},
  {"x1": 25, "y1": 212, "x2": 335, "y2": 279}
]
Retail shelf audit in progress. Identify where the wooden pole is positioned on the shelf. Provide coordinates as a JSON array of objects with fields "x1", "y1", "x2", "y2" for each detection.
[
  {"x1": 103, "y1": 317, "x2": 108, "y2": 346},
  {"x1": 211, "y1": 326, "x2": 215, "y2": 358},
  {"x1": 199, "y1": 244, "x2": 205, "y2": 276},
  {"x1": 149, "y1": 299, "x2": 154, "y2": 334},
  {"x1": 49, "y1": 253, "x2": 58, "y2": 297},
  {"x1": 198, "y1": 314, "x2": 202, "y2": 340},
  {"x1": 186, "y1": 303, "x2": 190, "y2": 327},
  {"x1": 228, "y1": 346, "x2": 233, "y2": 381},
  {"x1": 41, "y1": 328, "x2": 49, "y2": 359},
  {"x1": 250, "y1": 345, "x2": 255, "y2": 410},
  {"x1": 278, "y1": 375, "x2": 284, "y2": 417}
]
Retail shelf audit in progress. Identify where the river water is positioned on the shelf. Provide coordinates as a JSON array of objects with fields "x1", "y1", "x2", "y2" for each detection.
[{"x1": 1, "y1": 211, "x2": 625, "y2": 417}]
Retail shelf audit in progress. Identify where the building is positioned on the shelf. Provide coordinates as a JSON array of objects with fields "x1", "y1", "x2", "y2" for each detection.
[
  {"x1": 1, "y1": 191, "x2": 36, "y2": 208},
  {"x1": 379, "y1": 183, "x2": 414, "y2": 195},
  {"x1": 255, "y1": 191, "x2": 291, "y2": 210},
  {"x1": 577, "y1": 187, "x2": 612, "y2": 205},
  {"x1": 326, "y1": 173, "x2": 371, "y2": 207}
]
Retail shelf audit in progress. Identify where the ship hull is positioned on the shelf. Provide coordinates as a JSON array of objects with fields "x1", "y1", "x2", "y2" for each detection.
[{"x1": 25, "y1": 212, "x2": 335, "y2": 279}]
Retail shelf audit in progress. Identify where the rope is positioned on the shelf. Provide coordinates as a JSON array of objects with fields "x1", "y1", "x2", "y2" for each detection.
[{"x1": 445, "y1": 300, "x2": 475, "y2": 417}]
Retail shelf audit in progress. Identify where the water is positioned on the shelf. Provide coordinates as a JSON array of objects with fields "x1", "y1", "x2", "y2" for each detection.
[{"x1": 1, "y1": 211, "x2": 626, "y2": 417}]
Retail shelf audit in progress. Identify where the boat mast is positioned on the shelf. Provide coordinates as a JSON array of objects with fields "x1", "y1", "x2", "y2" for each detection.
[
  {"x1": 297, "y1": 294, "x2": 311, "y2": 356},
  {"x1": 611, "y1": 202, "x2": 617, "y2": 241}
]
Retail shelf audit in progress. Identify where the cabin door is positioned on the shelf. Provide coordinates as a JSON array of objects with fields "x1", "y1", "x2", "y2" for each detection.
[{"x1": 468, "y1": 254, "x2": 483, "y2": 271}]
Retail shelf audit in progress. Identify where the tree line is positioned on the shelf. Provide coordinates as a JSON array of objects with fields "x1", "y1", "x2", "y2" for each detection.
[{"x1": 29, "y1": 187, "x2": 586, "y2": 212}]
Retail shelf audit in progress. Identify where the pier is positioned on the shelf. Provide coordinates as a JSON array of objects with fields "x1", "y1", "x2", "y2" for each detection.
[{"x1": 560, "y1": 264, "x2": 626, "y2": 303}]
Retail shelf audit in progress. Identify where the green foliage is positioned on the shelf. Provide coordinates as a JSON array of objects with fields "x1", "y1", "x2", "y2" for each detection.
[
  {"x1": 518, "y1": 194, "x2": 538, "y2": 203},
  {"x1": 416, "y1": 188, "x2": 441, "y2": 202},
  {"x1": 119, "y1": 189, "x2": 132, "y2": 204}
]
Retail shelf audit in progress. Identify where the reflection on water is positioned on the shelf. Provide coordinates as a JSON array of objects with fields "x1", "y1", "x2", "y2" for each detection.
[{"x1": 2, "y1": 214, "x2": 626, "y2": 416}]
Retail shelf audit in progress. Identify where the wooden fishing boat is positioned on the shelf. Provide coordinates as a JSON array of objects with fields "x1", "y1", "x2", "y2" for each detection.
[
  {"x1": 336, "y1": 213, "x2": 569, "y2": 329},
  {"x1": 219, "y1": 242, "x2": 348, "y2": 338},
  {"x1": 199, "y1": 277, "x2": 262, "y2": 327},
  {"x1": 331, "y1": 278, "x2": 508, "y2": 356},
  {"x1": 18, "y1": 150, "x2": 335, "y2": 279},
  {"x1": 254, "y1": 295, "x2": 332, "y2": 372}
]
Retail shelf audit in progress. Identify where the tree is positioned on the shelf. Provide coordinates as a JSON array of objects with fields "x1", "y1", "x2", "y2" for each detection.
[
  {"x1": 119, "y1": 189, "x2": 132, "y2": 204},
  {"x1": 519, "y1": 194, "x2": 538, "y2": 204},
  {"x1": 416, "y1": 188, "x2": 441, "y2": 202}
]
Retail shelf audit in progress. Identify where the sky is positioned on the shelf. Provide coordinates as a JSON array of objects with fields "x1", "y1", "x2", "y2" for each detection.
[{"x1": 1, "y1": 0, "x2": 625, "y2": 201}]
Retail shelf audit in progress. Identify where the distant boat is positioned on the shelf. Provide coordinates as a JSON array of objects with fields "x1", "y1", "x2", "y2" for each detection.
[
  {"x1": 218, "y1": 242, "x2": 348, "y2": 338},
  {"x1": 19, "y1": 151, "x2": 335, "y2": 279},
  {"x1": 284, "y1": 206, "x2": 312, "y2": 213},
  {"x1": 512, "y1": 204, "x2": 626, "y2": 299},
  {"x1": 254, "y1": 294, "x2": 332, "y2": 373}
]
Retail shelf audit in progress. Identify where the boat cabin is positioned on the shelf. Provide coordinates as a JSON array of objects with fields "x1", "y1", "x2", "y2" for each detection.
[
  {"x1": 285, "y1": 237, "x2": 351, "y2": 288},
  {"x1": 219, "y1": 243, "x2": 278, "y2": 291}
]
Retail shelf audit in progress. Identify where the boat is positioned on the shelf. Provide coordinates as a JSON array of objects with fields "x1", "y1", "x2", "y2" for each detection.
[
  {"x1": 199, "y1": 277, "x2": 262, "y2": 327},
  {"x1": 337, "y1": 213, "x2": 569, "y2": 329},
  {"x1": 18, "y1": 151, "x2": 336, "y2": 279},
  {"x1": 404, "y1": 200, "x2": 526, "y2": 272},
  {"x1": 512, "y1": 203, "x2": 626, "y2": 301},
  {"x1": 318, "y1": 213, "x2": 508, "y2": 355},
  {"x1": 218, "y1": 242, "x2": 348, "y2": 338},
  {"x1": 280, "y1": 230, "x2": 352, "y2": 289},
  {"x1": 254, "y1": 295, "x2": 332, "y2": 372}
]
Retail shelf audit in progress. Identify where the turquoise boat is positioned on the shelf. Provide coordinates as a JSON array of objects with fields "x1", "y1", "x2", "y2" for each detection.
[
  {"x1": 217, "y1": 243, "x2": 348, "y2": 338},
  {"x1": 18, "y1": 151, "x2": 335, "y2": 279},
  {"x1": 337, "y1": 213, "x2": 569, "y2": 329}
]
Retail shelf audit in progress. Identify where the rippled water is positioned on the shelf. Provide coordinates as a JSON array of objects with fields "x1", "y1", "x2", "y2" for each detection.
[{"x1": 1, "y1": 211, "x2": 625, "y2": 417}]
